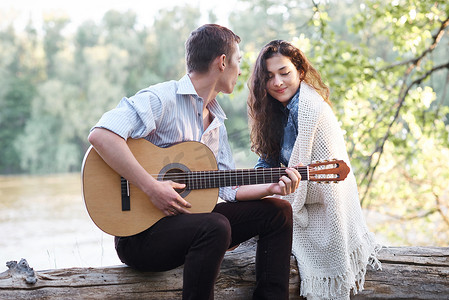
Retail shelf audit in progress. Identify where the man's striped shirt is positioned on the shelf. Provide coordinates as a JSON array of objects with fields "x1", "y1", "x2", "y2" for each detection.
[{"x1": 93, "y1": 74, "x2": 238, "y2": 201}]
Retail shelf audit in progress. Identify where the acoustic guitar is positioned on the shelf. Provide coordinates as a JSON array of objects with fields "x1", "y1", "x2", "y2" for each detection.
[{"x1": 82, "y1": 138, "x2": 350, "y2": 236}]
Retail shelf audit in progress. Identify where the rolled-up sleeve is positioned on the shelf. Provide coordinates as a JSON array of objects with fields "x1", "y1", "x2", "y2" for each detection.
[{"x1": 93, "y1": 90, "x2": 162, "y2": 139}]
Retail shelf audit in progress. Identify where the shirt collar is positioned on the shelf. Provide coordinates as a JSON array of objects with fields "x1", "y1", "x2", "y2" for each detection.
[
  {"x1": 208, "y1": 98, "x2": 227, "y2": 121},
  {"x1": 177, "y1": 74, "x2": 228, "y2": 121},
  {"x1": 286, "y1": 87, "x2": 300, "y2": 111},
  {"x1": 279, "y1": 87, "x2": 300, "y2": 116},
  {"x1": 177, "y1": 74, "x2": 197, "y2": 95}
]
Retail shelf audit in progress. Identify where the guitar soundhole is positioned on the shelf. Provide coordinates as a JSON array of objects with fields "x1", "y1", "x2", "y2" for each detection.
[{"x1": 158, "y1": 163, "x2": 191, "y2": 198}]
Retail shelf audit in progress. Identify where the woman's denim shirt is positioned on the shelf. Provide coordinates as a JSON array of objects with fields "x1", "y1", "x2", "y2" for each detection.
[{"x1": 255, "y1": 88, "x2": 299, "y2": 168}]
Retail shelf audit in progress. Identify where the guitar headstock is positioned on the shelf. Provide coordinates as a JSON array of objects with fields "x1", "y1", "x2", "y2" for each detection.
[{"x1": 308, "y1": 159, "x2": 350, "y2": 183}]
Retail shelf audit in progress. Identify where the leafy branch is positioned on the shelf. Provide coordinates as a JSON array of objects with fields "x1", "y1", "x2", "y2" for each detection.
[
  {"x1": 380, "y1": 16, "x2": 449, "y2": 70},
  {"x1": 359, "y1": 17, "x2": 449, "y2": 204}
]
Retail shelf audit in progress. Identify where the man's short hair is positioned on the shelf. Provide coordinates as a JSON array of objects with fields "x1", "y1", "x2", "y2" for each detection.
[{"x1": 185, "y1": 24, "x2": 241, "y2": 73}]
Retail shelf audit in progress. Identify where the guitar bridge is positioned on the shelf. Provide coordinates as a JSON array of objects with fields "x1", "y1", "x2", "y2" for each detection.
[{"x1": 121, "y1": 177, "x2": 130, "y2": 211}]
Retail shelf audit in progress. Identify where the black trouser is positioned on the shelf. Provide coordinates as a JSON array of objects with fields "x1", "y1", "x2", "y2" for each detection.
[{"x1": 115, "y1": 198, "x2": 293, "y2": 300}]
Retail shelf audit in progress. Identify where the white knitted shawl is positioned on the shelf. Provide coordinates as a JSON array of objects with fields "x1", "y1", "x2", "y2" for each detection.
[{"x1": 283, "y1": 83, "x2": 381, "y2": 299}]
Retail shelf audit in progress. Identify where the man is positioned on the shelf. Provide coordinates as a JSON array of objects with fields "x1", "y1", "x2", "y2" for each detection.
[{"x1": 88, "y1": 24, "x2": 301, "y2": 300}]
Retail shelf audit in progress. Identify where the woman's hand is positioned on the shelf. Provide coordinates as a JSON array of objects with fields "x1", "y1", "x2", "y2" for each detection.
[{"x1": 267, "y1": 165, "x2": 302, "y2": 196}]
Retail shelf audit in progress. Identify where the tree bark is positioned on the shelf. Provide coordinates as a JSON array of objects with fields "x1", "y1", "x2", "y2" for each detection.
[{"x1": 1, "y1": 244, "x2": 448, "y2": 299}]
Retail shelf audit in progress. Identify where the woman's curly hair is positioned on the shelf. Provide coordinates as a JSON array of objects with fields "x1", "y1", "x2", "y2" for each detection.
[{"x1": 247, "y1": 40, "x2": 330, "y2": 161}]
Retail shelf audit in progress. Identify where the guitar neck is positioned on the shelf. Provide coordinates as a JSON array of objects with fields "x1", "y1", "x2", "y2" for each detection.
[{"x1": 180, "y1": 166, "x2": 309, "y2": 190}]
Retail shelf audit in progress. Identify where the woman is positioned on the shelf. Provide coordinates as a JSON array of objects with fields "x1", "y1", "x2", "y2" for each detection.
[{"x1": 247, "y1": 40, "x2": 381, "y2": 299}]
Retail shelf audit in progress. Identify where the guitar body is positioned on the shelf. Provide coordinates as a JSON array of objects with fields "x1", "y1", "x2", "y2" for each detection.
[{"x1": 82, "y1": 139, "x2": 219, "y2": 237}]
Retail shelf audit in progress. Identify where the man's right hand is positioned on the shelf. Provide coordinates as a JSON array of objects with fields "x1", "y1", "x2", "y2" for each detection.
[{"x1": 144, "y1": 180, "x2": 192, "y2": 216}]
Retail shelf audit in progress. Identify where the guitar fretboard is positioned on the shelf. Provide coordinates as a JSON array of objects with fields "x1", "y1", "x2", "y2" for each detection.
[{"x1": 165, "y1": 167, "x2": 309, "y2": 190}]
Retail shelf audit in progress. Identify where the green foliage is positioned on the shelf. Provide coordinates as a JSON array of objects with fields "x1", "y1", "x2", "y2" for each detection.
[
  {"x1": 0, "y1": 6, "x2": 202, "y2": 174},
  {"x1": 307, "y1": 0, "x2": 449, "y2": 246},
  {"x1": 0, "y1": 76, "x2": 34, "y2": 173},
  {"x1": 151, "y1": 5, "x2": 201, "y2": 80}
]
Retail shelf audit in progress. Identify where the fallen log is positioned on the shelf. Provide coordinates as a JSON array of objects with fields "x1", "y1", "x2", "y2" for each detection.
[{"x1": 1, "y1": 243, "x2": 448, "y2": 299}]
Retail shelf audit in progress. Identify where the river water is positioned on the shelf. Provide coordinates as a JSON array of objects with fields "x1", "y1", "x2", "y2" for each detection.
[{"x1": 0, "y1": 173, "x2": 121, "y2": 272}]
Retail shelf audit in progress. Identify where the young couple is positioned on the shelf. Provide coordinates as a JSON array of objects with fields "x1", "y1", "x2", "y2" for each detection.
[{"x1": 88, "y1": 24, "x2": 380, "y2": 300}]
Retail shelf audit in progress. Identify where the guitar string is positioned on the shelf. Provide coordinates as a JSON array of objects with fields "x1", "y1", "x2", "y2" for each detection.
[
  {"x1": 158, "y1": 170, "x2": 338, "y2": 188},
  {"x1": 128, "y1": 161, "x2": 338, "y2": 182},
  {"x1": 157, "y1": 172, "x2": 312, "y2": 188},
  {"x1": 138, "y1": 163, "x2": 338, "y2": 181},
  {"x1": 120, "y1": 165, "x2": 339, "y2": 185},
  {"x1": 146, "y1": 170, "x2": 312, "y2": 183},
  {"x1": 156, "y1": 174, "x2": 312, "y2": 182},
  {"x1": 160, "y1": 169, "x2": 338, "y2": 184},
  {"x1": 142, "y1": 165, "x2": 339, "y2": 180},
  {"x1": 140, "y1": 167, "x2": 311, "y2": 179},
  {"x1": 121, "y1": 168, "x2": 338, "y2": 189}
]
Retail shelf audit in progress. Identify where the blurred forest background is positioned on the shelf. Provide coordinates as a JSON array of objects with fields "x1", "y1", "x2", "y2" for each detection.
[{"x1": 0, "y1": 0, "x2": 448, "y2": 246}]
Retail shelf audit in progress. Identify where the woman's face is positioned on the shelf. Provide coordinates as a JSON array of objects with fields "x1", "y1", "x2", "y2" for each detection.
[{"x1": 265, "y1": 54, "x2": 301, "y2": 106}]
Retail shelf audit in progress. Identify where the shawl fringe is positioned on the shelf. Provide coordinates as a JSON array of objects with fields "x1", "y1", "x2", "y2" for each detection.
[{"x1": 300, "y1": 232, "x2": 382, "y2": 299}]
